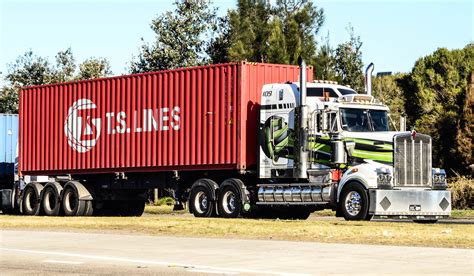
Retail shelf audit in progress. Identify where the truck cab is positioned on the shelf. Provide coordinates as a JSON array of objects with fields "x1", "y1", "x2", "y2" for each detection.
[{"x1": 258, "y1": 67, "x2": 451, "y2": 222}]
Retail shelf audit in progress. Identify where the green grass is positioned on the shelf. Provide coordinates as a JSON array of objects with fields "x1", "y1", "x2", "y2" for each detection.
[
  {"x1": 450, "y1": 209, "x2": 474, "y2": 219},
  {"x1": 1, "y1": 213, "x2": 472, "y2": 249}
]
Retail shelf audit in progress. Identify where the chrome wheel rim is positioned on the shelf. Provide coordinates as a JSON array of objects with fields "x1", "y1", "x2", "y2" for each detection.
[
  {"x1": 222, "y1": 191, "x2": 236, "y2": 214},
  {"x1": 194, "y1": 191, "x2": 208, "y2": 214},
  {"x1": 345, "y1": 191, "x2": 361, "y2": 216}
]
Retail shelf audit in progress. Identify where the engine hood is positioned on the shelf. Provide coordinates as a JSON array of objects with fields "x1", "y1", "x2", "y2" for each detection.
[{"x1": 342, "y1": 131, "x2": 409, "y2": 143}]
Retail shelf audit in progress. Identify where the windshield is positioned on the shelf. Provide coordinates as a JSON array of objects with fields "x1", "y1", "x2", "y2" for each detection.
[
  {"x1": 337, "y1": 88, "x2": 357, "y2": 95},
  {"x1": 340, "y1": 108, "x2": 389, "y2": 132}
]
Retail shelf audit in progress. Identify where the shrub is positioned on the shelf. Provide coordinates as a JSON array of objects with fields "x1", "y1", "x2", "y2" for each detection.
[
  {"x1": 448, "y1": 175, "x2": 474, "y2": 209},
  {"x1": 154, "y1": 197, "x2": 175, "y2": 206}
]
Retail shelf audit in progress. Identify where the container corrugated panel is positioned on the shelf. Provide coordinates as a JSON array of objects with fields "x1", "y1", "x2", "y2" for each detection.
[
  {"x1": 20, "y1": 62, "x2": 313, "y2": 175},
  {"x1": 0, "y1": 114, "x2": 19, "y2": 177}
]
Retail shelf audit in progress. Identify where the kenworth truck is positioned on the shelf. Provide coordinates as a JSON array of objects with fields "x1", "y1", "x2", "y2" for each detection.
[{"x1": 0, "y1": 61, "x2": 451, "y2": 221}]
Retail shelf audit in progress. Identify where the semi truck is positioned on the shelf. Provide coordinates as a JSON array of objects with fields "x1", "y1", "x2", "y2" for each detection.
[{"x1": 0, "y1": 60, "x2": 451, "y2": 221}]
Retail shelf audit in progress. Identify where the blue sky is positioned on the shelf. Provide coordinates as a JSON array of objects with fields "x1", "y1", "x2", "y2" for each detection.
[{"x1": 1, "y1": 0, "x2": 472, "y2": 85}]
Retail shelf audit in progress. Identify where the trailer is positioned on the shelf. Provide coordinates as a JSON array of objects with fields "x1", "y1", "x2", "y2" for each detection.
[{"x1": 0, "y1": 61, "x2": 451, "y2": 221}]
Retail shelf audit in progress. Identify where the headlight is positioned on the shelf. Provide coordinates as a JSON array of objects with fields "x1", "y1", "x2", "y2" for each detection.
[
  {"x1": 432, "y1": 168, "x2": 447, "y2": 190},
  {"x1": 376, "y1": 168, "x2": 392, "y2": 189}
]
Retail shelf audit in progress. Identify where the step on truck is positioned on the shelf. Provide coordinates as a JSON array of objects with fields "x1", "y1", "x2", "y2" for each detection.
[{"x1": 0, "y1": 60, "x2": 451, "y2": 221}]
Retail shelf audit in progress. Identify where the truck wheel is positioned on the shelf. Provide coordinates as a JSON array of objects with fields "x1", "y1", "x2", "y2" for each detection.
[
  {"x1": 62, "y1": 186, "x2": 86, "y2": 216},
  {"x1": 190, "y1": 186, "x2": 214, "y2": 217},
  {"x1": 340, "y1": 182, "x2": 370, "y2": 221},
  {"x1": 22, "y1": 183, "x2": 43, "y2": 216},
  {"x1": 42, "y1": 183, "x2": 63, "y2": 216},
  {"x1": 218, "y1": 184, "x2": 242, "y2": 218},
  {"x1": 127, "y1": 200, "x2": 145, "y2": 216}
]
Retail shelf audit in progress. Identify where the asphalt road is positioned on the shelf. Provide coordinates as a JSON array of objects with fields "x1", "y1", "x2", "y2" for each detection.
[{"x1": 1, "y1": 230, "x2": 473, "y2": 275}]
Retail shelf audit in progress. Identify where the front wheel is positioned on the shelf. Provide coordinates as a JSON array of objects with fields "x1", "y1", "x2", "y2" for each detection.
[{"x1": 339, "y1": 182, "x2": 370, "y2": 221}]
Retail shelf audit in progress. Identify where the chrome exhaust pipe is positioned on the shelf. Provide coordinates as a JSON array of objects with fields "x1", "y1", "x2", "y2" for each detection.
[
  {"x1": 294, "y1": 57, "x2": 309, "y2": 179},
  {"x1": 365, "y1": 63, "x2": 374, "y2": 95}
]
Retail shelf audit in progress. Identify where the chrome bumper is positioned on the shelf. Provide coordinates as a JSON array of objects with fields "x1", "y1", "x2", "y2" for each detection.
[{"x1": 369, "y1": 189, "x2": 451, "y2": 217}]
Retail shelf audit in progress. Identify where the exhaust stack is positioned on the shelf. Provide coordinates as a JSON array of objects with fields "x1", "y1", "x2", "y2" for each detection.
[
  {"x1": 365, "y1": 63, "x2": 374, "y2": 95},
  {"x1": 294, "y1": 57, "x2": 309, "y2": 179},
  {"x1": 299, "y1": 57, "x2": 307, "y2": 106}
]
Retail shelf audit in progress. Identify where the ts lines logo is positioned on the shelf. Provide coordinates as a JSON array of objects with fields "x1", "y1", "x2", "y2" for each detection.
[{"x1": 64, "y1": 99, "x2": 180, "y2": 153}]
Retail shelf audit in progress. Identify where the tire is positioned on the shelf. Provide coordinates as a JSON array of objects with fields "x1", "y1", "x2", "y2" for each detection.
[
  {"x1": 42, "y1": 183, "x2": 63, "y2": 216},
  {"x1": 339, "y1": 182, "x2": 370, "y2": 221},
  {"x1": 218, "y1": 184, "x2": 242, "y2": 218},
  {"x1": 125, "y1": 200, "x2": 145, "y2": 216},
  {"x1": 22, "y1": 183, "x2": 43, "y2": 216},
  {"x1": 190, "y1": 185, "x2": 214, "y2": 217},
  {"x1": 62, "y1": 186, "x2": 86, "y2": 216},
  {"x1": 83, "y1": 200, "x2": 94, "y2": 216}
]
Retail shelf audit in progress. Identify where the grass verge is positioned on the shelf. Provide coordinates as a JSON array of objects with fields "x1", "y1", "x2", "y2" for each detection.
[{"x1": 1, "y1": 213, "x2": 472, "y2": 249}]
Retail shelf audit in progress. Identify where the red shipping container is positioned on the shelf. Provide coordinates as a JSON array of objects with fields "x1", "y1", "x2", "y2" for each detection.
[{"x1": 20, "y1": 62, "x2": 313, "y2": 175}]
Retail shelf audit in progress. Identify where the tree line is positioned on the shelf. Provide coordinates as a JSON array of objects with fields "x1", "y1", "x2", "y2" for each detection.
[{"x1": 0, "y1": 0, "x2": 472, "y2": 175}]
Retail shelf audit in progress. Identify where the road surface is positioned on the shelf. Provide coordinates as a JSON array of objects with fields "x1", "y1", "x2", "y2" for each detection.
[{"x1": 1, "y1": 230, "x2": 472, "y2": 275}]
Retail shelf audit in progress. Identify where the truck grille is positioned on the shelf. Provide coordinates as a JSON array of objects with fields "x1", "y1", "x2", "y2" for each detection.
[{"x1": 393, "y1": 133, "x2": 432, "y2": 187}]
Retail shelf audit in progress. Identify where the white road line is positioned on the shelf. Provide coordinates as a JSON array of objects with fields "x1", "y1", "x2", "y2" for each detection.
[
  {"x1": 1, "y1": 248, "x2": 309, "y2": 276},
  {"x1": 42, "y1": 259, "x2": 84, "y2": 265},
  {"x1": 187, "y1": 268, "x2": 239, "y2": 275}
]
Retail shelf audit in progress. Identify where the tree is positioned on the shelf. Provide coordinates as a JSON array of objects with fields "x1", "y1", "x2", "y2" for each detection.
[
  {"x1": 1, "y1": 49, "x2": 112, "y2": 113},
  {"x1": 404, "y1": 44, "x2": 474, "y2": 174},
  {"x1": 0, "y1": 86, "x2": 19, "y2": 113},
  {"x1": 223, "y1": 0, "x2": 324, "y2": 65},
  {"x1": 130, "y1": 0, "x2": 217, "y2": 73},
  {"x1": 313, "y1": 32, "x2": 337, "y2": 80},
  {"x1": 226, "y1": 0, "x2": 271, "y2": 62},
  {"x1": 266, "y1": 18, "x2": 289, "y2": 64},
  {"x1": 372, "y1": 74, "x2": 407, "y2": 128},
  {"x1": 54, "y1": 48, "x2": 76, "y2": 83},
  {"x1": 77, "y1": 58, "x2": 112, "y2": 80},
  {"x1": 275, "y1": 0, "x2": 324, "y2": 65},
  {"x1": 333, "y1": 25, "x2": 364, "y2": 92},
  {"x1": 6, "y1": 50, "x2": 54, "y2": 87},
  {"x1": 206, "y1": 16, "x2": 232, "y2": 64}
]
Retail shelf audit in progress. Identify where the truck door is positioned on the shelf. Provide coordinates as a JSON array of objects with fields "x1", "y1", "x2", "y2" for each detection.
[{"x1": 259, "y1": 84, "x2": 296, "y2": 178}]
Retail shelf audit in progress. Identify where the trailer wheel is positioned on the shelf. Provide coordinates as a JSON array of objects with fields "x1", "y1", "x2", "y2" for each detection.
[
  {"x1": 218, "y1": 184, "x2": 242, "y2": 218},
  {"x1": 190, "y1": 186, "x2": 214, "y2": 217},
  {"x1": 42, "y1": 182, "x2": 63, "y2": 216},
  {"x1": 62, "y1": 186, "x2": 86, "y2": 216},
  {"x1": 339, "y1": 182, "x2": 370, "y2": 221},
  {"x1": 83, "y1": 200, "x2": 94, "y2": 216},
  {"x1": 126, "y1": 200, "x2": 145, "y2": 216},
  {"x1": 22, "y1": 183, "x2": 44, "y2": 216}
]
